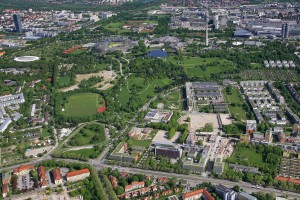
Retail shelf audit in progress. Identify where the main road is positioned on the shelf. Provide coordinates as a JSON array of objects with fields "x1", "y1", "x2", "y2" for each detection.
[
  {"x1": 92, "y1": 161, "x2": 300, "y2": 199},
  {"x1": 1, "y1": 157, "x2": 300, "y2": 199}
]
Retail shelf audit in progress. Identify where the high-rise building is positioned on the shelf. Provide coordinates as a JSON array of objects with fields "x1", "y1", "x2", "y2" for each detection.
[
  {"x1": 214, "y1": 15, "x2": 219, "y2": 30},
  {"x1": 205, "y1": 10, "x2": 209, "y2": 46},
  {"x1": 282, "y1": 23, "x2": 289, "y2": 38},
  {"x1": 13, "y1": 14, "x2": 23, "y2": 33}
]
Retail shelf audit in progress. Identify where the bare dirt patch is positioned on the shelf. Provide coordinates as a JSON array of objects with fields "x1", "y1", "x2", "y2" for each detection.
[
  {"x1": 178, "y1": 112, "x2": 232, "y2": 133},
  {"x1": 60, "y1": 70, "x2": 117, "y2": 92}
]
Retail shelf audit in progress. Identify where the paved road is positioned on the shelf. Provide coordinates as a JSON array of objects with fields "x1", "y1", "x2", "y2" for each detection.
[
  {"x1": 113, "y1": 58, "x2": 123, "y2": 76},
  {"x1": 92, "y1": 162, "x2": 300, "y2": 199},
  {"x1": 1, "y1": 157, "x2": 300, "y2": 199}
]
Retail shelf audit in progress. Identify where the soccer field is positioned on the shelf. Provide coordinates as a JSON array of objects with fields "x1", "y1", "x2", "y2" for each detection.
[{"x1": 64, "y1": 93, "x2": 102, "y2": 117}]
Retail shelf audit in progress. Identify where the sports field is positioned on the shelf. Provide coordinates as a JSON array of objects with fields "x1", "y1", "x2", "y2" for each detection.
[{"x1": 64, "y1": 93, "x2": 103, "y2": 117}]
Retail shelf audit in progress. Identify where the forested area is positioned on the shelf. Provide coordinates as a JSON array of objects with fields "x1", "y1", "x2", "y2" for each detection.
[{"x1": 219, "y1": 143, "x2": 300, "y2": 192}]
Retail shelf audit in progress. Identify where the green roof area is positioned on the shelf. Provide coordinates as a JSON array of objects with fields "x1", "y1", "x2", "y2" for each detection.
[{"x1": 215, "y1": 157, "x2": 222, "y2": 163}]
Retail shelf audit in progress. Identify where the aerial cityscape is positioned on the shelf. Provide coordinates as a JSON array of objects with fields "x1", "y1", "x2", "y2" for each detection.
[{"x1": 0, "y1": 0, "x2": 300, "y2": 199}]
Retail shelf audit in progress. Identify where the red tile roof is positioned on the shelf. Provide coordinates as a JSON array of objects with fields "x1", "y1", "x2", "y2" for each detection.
[
  {"x1": 182, "y1": 189, "x2": 214, "y2": 200},
  {"x1": 13, "y1": 165, "x2": 34, "y2": 174},
  {"x1": 125, "y1": 181, "x2": 144, "y2": 190},
  {"x1": 52, "y1": 168, "x2": 62, "y2": 181},
  {"x1": 276, "y1": 176, "x2": 300, "y2": 185},
  {"x1": 275, "y1": 176, "x2": 289, "y2": 182},
  {"x1": 38, "y1": 166, "x2": 46, "y2": 178},
  {"x1": 289, "y1": 178, "x2": 300, "y2": 184},
  {"x1": 38, "y1": 166, "x2": 47, "y2": 187},
  {"x1": 157, "y1": 177, "x2": 168, "y2": 183},
  {"x1": 162, "y1": 189, "x2": 173, "y2": 196},
  {"x1": 2, "y1": 183, "x2": 8, "y2": 193},
  {"x1": 66, "y1": 168, "x2": 90, "y2": 178}
]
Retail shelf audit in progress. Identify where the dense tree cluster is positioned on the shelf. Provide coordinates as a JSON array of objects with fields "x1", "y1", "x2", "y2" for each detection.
[{"x1": 221, "y1": 143, "x2": 288, "y2": 190}]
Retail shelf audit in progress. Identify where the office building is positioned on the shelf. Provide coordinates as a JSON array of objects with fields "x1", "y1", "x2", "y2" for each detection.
[
  {"x1": 238, "y1": 192, "x2": 257, "y2": 200},
  {"x1": 13, "y1": 14, "x2": 23, "y2": 33},
  {"x1": 282, "y1": 23, "x2": 289, "y2": 38},
  {"x1": 216, "y1": 184, "x2": 237, "y2": 200},
  {"x1": 155, "y1": 145, "x2": 182, "y2": 159}
]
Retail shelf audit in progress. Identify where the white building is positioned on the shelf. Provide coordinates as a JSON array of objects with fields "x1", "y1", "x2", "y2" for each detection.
[
  {"x1": 0, "y1": 93, "x2": 25, "y2": 107},
  {"x1": 0, "y1": 118, "x2": 12, "y2": 133},
  {"x1": 66, "y1": 168, "x2": 90, "y2": 182}
]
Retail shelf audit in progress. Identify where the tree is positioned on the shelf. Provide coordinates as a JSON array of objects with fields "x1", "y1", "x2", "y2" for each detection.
[
  {"x1": 198, "y1": 139, "x2": 203, "y2": 146},
  {"x1": 145, "y1": 180, "x2": 151, "y2": 187},
  {"x1": 115, "y1": 186, "x2": 124, "y2": 195},
  {"x1": 186, "y1": 117, "x2": 191, "y2": 122},
  {"x1": 168, "y1": 127, "x2": 176, "y2": 139},
  {"x1": 233, "y1": 185, "x2": 240, "y2": 192}
]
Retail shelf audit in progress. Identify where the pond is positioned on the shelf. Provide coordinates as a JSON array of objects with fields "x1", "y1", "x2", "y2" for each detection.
[{"x1": 148, "y1": 49, "x2": 168, "y2": 58}]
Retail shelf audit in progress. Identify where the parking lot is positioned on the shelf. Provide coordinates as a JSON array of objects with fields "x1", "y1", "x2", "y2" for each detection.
[
  {"x1": 152, "y1": 130, "x2": 181, "y2": 144},
  {"x1": 46, "y1": 167, "x2": 69, "y2": 187}
]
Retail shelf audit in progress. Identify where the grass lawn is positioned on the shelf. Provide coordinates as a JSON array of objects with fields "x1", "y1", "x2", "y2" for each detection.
[
  {"x1": 67, "y1": 148, "x2": 99, "y2": 158},
  {"x1": 150, "y1": 90, "x2": 183, "y2": 110},
  {"x1": 224, "y1": 87, "x2": 247, "y2": 121},
  {"x1": 95, "y1": 63, "x2": 110, "y2": 71},
  {"x1": 42, "y1": 128, "x2": 51, "y2": 138},
  {"x1": 108, "y1": 42, "x2": 124, "y2": 48},
  {"x1": 69, "y1": 49, "x2": 85, "y2": 55},
  {"x1": 166, "y1": 92, "x2": 180, "y2": 102},
  {"x1": 233, "y1": 146, "x2": 263, "y2": 165},
  {"x1": 63, "y1": 93, "x2": 103, "y2": 117},
  {"x1": 168, "y1": 56, "x2": 236, "y2": 79},
  {"x1": 103, "y1": 22, "x2": 130, "y2": 33},
  {"x1": 118, "y1": 76, "x2": 172, "y2": 106},
  {"x1": 131, "y1": 139, "x2": 152, "y2": 148},
  {"x1": 57, "y1": 77, "x2": 71, "y2": 87}
]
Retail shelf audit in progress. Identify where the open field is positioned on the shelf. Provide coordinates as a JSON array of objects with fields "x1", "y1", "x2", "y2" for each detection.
[
  {"x1": 63, "y1": 93, "x2": 103, "y2": 117},
  {"x1": 167, "y1": 56, "x2": 237, "y2": 79},
  {"x1": 151, "y1": 90, "x2": 183, "y2": 110},
  {"x1": 60, "y1": 70, "x2": 115, "y2": 92},
  {"x1": 57, "y1": 77, "x2": 71, "y2": 87},
  {"x1": 233, "y1": 146, "x2": 263, "y2": 165},
  {"x1": 103, "y1": 22, "x2": 130, "y2": 33},
  {"x1": 224, "y1": 87, "x2": 247, "y2": 121},
  {"x1": 118, "y1": 76, "x2": 172, "y2": 106}
]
